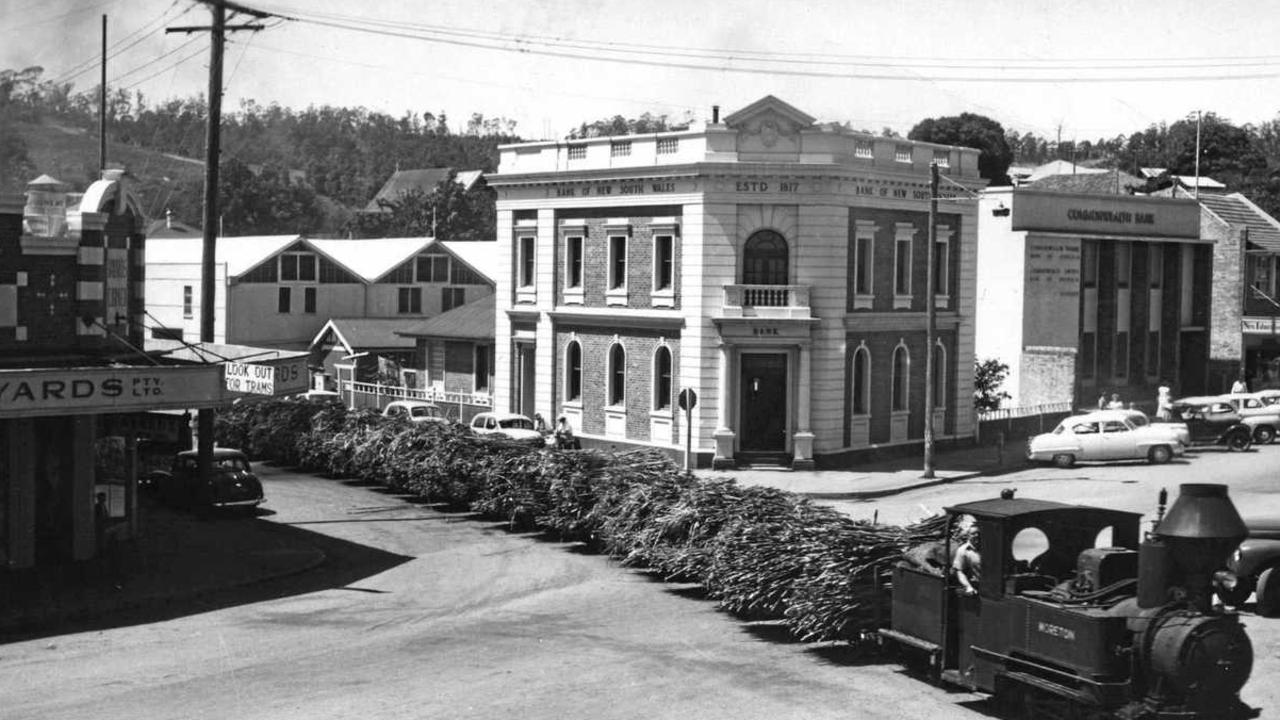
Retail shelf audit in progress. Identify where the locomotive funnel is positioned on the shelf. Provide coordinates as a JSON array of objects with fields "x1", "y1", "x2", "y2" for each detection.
[{"x1": 1155, "y1": 484, "x2": 1247, "y2": 541}]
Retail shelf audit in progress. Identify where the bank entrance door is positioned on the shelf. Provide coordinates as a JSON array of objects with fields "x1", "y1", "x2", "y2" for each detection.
[
  {"x1": 515, "y1": 343, "x2": 536, "y2": 417},
  {"x1": 739, "y1": 353, "x2": 787, "y2": 454}
]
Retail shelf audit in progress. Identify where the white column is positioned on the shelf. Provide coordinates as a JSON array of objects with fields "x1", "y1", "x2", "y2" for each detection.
[
  {"x1": 793, "y1": 343, "x2": 815, "y2": 469},
  {"x1": 712, "y1": 343, "x2": 735, "y2": 468}
]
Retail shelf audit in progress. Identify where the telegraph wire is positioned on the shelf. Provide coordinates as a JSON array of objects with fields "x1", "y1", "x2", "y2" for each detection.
[{"x1": 48, "y1": 1, "x2": 190, "y2": 87}]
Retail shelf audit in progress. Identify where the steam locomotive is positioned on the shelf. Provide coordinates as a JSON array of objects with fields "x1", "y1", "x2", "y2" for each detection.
[{"x1": 879, "y1": 483, "x2": 1257, "y2": 719}]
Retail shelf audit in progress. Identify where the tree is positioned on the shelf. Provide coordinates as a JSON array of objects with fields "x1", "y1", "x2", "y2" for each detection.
[
  {"x1": 908, "y1": 113, "x2": 1014, "y2": 185},
  {"x1": 567, "y1": 111, "x2": 692, "y2": 139},
  {"x1": 974, "y1": 359, "x2": 1012, "y2": 412},
  {"x1": 349, "y1": 171, "x2": 495, "y2": 242}
]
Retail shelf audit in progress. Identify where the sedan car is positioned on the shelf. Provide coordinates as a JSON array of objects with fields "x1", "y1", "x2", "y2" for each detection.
[
  {"x1": 1220, "y1": 515, "x2": 1280, "y2": 617},
  {"x1": 1216, "y1": 392, "x2": 1280, "y2": 444},
  {"x1": 1027, "y1": 410, "x2": 1186, "y2": 468},
  {"x1": 469, "y1": 411, "x2": 545, "y2": 444},
  {"x1": 1166, "y1": 397, "x2": 1254, "y2": 451},
  {"x1": 383, "y1": 400, "x2": 449, "y2": 424},
  {"x1": 146, "y1": 448, "x2": 265, "y2": 510}
]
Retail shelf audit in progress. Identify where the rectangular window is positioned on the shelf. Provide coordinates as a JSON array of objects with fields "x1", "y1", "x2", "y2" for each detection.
[
  {"x1": 853, "y1": 232, "x2": 873, "y2": 296},
  {"x1": 1082, "y1": 241, "x2": 1099, "y2": 288},
  {"x1": 854, "y1": 139, "x2": 874, "y2": 159},
  {"x1": 565, "y1": 236, "x2": 583, "y2": 288},
  {"x1": 610, "y1": 140, "x2": 631, "y2": 157},
  {"x1": 608, "y1": 235, "x2": 627, "y2": 290},
  {"x1": 654, "y1": 235, "x2": 674, "y2": 291},
  {"x1": 442, "y1": 287, "x2": 465, "y2": 312},
  {"x1": 416, "y1": 255, "x2": 450, "y2": 283},
  {"x1": 151, "y1": 326, "x2": 183, "y2": 341},
  {"x1": 279, "y1": 252, "x2": 316, "y2": 282},
  {"x1": 277, "y1": 286, "x2": 291, "y2": 313},
  {"x1": 932, "y1": 149, "x2": 950, "y2": 168},
  {"x1": 1115, "y1": 242, "x2": 1132, "y2": 288},
  {"x1": 1149, "y1": 244, "x2": 1163, "y2": 288},
  {"x1": 1114, "y1": 331, "x2": 1129, "y2": 379},
  {"x1": 657, "y1": 137, "x2": 678, "y2": 155},
  {"x1": 1080, "y1": 332, "x2": 1096, "y2": 379},
  {"x1": 473, "y1": 345, "x2": 491, "y2": 392},
  {"x1": 933, "y1": 233, "x2": 950, "y2": 296},
  {"x1": 280, "y1": 254, "x2": 298, "y2": 281},
  {"x1": 304, "y1": 286, "x2": 316, "y2": 314},
  {"x1": 567, "y1": 144, "x2": 587, "y2": 160},
  {"x1": 518, "y1": 235, "x2": 535, "y2": 287},
  {"x1": 182, "y1": 285, "x2": 193, "y2": 318},
  {"x1": 397, "y1": 287, "x2": 422, "y2": 314},
  {"x1": 895, "y1": 235, "x2": 912, "y2": 295},
  {"x1": 894, "y1": 144, "x2": 912, "y2": 163}
]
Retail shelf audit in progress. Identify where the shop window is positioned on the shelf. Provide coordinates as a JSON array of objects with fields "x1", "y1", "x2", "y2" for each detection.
[
  {"x1": 565, "y1": 341, "x2": 582, "y2": 402},
  {"x1": 182, "y1": 285, "x2": 193, "y2": 318},
  {"x1": 304, "y1": 286, "x2": 317, "y2": 314},
  {"x1": 892, "y1": 344, "x2": 910, "y2": 411},
  {"x1": 398, "y1": 287, "x2": 422, "y2": 314},
  {"x1": 278, "y1": 287, "x2": 291, "y2": 313},
  {"x1": 654, "y1": 234, "x2": 674, "y2": 291},
  {"x1": 851, "y1": 346, "x2": 870, "y2": 414},
  {"x1": 608, "y1": 343, "x2": 626, "y2": 406},
  {"x1": 653, "y1": 346, "x2": 672, "y2": 411}
]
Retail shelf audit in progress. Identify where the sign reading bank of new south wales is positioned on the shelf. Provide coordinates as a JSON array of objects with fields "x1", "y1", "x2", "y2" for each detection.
[
  {"x1": 0, "y1": 365, "x2": 223, "y2": 419},
  {"x1": 224, "y1": 361, "x2": 275, "y2": 395}
]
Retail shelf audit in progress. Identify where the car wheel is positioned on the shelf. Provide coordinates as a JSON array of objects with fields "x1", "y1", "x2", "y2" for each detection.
[
  {"x1": 1257, "y1": 567, "x2": 1280, "y2": 618},
  {"x1": 1254, "y1": 426, "x2": 1276, "y2": 445},
  {"x1": 1227, "y1": 430, "x2": 1253, "y2": 452},
  {"x1": 1052, "y1": 453, "x2": 1075, "y2": 469},
  {"x1": 1147, "y1": 445, "x2": 1172, "y2": 464},
  {"x1": 1218, "y1": 576, "x2": 1255, "y2": 607}
]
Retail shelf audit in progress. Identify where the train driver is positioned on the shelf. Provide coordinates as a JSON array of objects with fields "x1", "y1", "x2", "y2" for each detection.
[{"x1": 953, "y1": 524, "x2": 982, "y2": 596}]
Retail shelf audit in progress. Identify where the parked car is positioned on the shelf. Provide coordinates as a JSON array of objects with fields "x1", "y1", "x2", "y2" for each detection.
[
  {"x1": 1165, "y1": 397, "x2": 1254, "y2": 451},
  {"x1": 1027, "y1": 409, "x2": 1186, "y2": 468},
  {"x1": 469, "y1": 411, "x2": 544, "y2": 445},
  {"x1": 144, "y1": 448, "x2": 264, "y2": 511},
  {"x1": 1216, "y1": 392, "x2": 1280, "y2": 444},
  {"x1": 1220, "y1": 515, "x2": 1280, "y2": 617},
  {"x1": 299, "y1": 389, "x2": 342, "y2": 404},
  {"x1": 383, "y1": 400, "x2": 448, "y2": 424}
]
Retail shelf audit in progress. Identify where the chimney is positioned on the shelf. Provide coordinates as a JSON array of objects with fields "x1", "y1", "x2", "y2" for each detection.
[{"x1": 712, "y1": 105, "x2": 720, "y2": 124}]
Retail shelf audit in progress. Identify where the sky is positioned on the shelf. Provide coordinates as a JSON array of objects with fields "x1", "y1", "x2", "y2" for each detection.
[{"x1": 4, "y1": 0, "x2": 1280, "y2": 143}]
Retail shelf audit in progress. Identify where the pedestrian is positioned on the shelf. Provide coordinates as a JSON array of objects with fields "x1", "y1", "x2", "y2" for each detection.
[
  {"x1": 533, "y1": 412, "x2": 549, "y2": 435},
  {"x1": 1106, "y1": 393, "x2": 1125, "y2": 410},
  {"x1": 1097, "y1": 393, "x2": 1108, "y2": 410},
  {"x1": 1231, "y1": 372, "x2": 1249, "y2": 394},
  {"x1": 554, "y1": 416, "x2": 578, "y2": 450},
  {"x1": 1156, "y1": 381, "x2": 1172, "y2": 420}
]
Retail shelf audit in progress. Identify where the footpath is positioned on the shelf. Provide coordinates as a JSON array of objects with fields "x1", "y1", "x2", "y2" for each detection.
[{"x1": 0, "y1": 441, "x2": 1023, "y2": 639}]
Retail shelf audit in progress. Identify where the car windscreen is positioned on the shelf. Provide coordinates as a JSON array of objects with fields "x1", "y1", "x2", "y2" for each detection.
[
  {"x1": 410, "y1": 406, "x2": 440, "y2": 418},
  {"x1": 213, "y1": 458, "x2": 249, "y2": 472},
  {"x1": 1128, "y1": 414, "x2": 1149, "y2": 427},
  {"x1": 499, "y1": 418, "x2": 534, "y2": 430}
]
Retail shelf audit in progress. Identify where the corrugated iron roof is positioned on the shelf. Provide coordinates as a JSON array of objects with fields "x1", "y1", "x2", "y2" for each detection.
[
  {"x1": 1028, "y1": 169, "x2": 1146, "y2": 195},
  {"x1": 438, "y1": 240, "x2": 500, "y2": 283},
  {"x1": 145, "y1": 235, "x2": 303, "y2": 276},
  {"x1": 361, "y1": 168, "x2": 483, "y2": 213},
  {"x1": 311, "y1": 317, "x2": 419, "y2": 353},
  {"x1": 395, "y1": 296, "x2": 494, "y2": 341},
  {"x1": 1199, "y1": 193, "x2": 1280, "y2": 252},
  {"x1": 308, "y1": 237, "x2": 431, "y2": 282},
  {"x1": 1026, "y1": 160, "x2": 1109, "y2": 182}
]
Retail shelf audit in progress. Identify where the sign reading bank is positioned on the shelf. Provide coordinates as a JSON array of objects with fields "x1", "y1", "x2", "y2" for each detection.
[
  {"x1": 0, "y1": 365, "x2": 223, "y2": 419},
  {"x1": 1011, "y1": 190, "x2": 1201, "y2": 239}
]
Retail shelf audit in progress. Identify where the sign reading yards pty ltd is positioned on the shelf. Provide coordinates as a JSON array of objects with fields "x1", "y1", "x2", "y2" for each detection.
[
  {"x1": 0, "y1": 365, "x2": 223, "y2": 419},
  {"x1": 224, "y1": 361, "x2": 275, "y2": 395}
]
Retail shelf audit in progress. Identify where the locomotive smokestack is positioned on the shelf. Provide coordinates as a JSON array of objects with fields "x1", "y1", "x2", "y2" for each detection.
[{"x1": 1140, "y1": 484, "x2": 1248, "y2": 610}]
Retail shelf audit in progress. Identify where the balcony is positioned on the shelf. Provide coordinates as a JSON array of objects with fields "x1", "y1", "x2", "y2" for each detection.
[{"x1": 720, "y1": 284, "x2": 813, "y2": 319}]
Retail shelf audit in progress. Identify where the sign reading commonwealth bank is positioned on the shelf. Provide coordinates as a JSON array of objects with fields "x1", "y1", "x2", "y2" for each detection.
[{"x1": 0, "y1": 365, "x2": 224, "y2": 419}]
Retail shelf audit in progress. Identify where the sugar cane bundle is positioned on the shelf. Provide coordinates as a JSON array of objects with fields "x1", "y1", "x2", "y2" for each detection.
[
  {"x1": 640, "y1": 476, "x2": 744, "y2": 583},
  {"x1": 213, "y1": 402, "x2": 254, "y2": 450},
  {"x1": 246, "y1": 400, "x2": 319, "y2": 465},
  {"x1": 345, "y1": 421, "x2": 406, "y2": 487},
  {"x1": 589, "y1": 454, "x2": 693, "y2": 566},
  {"x1": 396, "y1": 422, "x2": 484, "y2": 504},
  {"x1": 298, "y1": 407, "x2": 381, "y2": 474},
  {"x1": 469, "y1": 440, "x2": 548, "y2": 528},
  {"x1": 535, "y1": 449, "x2": 616, "y2": 541}
]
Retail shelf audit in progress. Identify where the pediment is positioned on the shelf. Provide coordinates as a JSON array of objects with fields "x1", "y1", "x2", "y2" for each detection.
[{"x1": 722, "y1": 95, "x2": 816, "y2": 131}]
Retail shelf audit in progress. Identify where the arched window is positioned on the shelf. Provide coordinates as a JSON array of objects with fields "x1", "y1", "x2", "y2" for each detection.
[
  {"x1": 892, "y1": 344, "x2": 910, "y2": 412},
  {"x1": 608, "y1": 343, "x2": 626, "y2": 406},
  {"x1": 932, "y1": 342, "x2": 947, "y2": 409},
  {"x1": 653, "y1": 346, "x2": 672, "y2": 410},
  {"x1": 742, "y1": 230, "x2": 789, "y2": 285},
  {"x1": 851, "y1": 345, "x2": 870, "y2": 415},
  {"x1": 565, "y1": 341, "x2": 582, "y2": 402}
]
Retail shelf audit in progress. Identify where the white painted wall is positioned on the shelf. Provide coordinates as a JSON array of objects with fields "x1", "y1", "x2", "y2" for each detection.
[{"x1": 976, "y1": 190, "x2": 1027, "y2": 407}]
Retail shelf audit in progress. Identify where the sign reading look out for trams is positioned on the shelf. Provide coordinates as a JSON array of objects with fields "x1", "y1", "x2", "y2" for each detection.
[{"x1": 224, "y1": 362, "x2": 275, "y2": 395}]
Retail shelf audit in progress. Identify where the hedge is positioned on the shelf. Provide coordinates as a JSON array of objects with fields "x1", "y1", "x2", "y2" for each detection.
[{"x1": 215, "y1": 399, "x2": 943, "y2": 644}]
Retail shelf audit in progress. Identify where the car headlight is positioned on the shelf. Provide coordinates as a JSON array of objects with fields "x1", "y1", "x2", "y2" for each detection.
[
  {"x1": 1214, "y1": 570, "x2": 1239, "y2": 590},
  {"x1": 1232, "y1": 547, "x2": 1243, "y2": 565}
]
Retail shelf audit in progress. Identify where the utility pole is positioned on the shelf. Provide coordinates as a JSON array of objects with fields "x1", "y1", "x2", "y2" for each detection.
[
  {"x1": 1193, "y1": 110, "x2": 1203, "y2": 200},
  {"x1": 167, "y1": 1, "x2": 266, "y2": 485},
  {"x1": 923, "y1": 162, "x2": 939, "y2": 479},
  {"x1": 99, "y1": 14, "x2": 107, "y2": 172}
]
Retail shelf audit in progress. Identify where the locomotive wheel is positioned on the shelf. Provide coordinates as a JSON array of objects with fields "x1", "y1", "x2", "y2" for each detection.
[
  {"x1": 1255, "y1": 425, "x2": 1276, "y2": 445},
  {"x1": 1052, "y1": 453, "x2": 1075, "y2": 469},
  {"x1": 1257, "y1": 568, "x2": 1280, "y2": 618},
  {"x1": 1226, "y1": 430, "x2": 1252, "y2": 451},
  {"x1": 1147, "y1": 445, "x2": 1172, "y2": 464}
]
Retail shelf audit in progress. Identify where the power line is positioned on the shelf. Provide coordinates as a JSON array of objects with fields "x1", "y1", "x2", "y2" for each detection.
[{"x1": 49, "y1": 1, "x2": 189, "y2": 87}]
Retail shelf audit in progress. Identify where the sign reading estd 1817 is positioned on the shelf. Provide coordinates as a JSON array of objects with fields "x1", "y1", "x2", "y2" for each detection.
[{"x1": 224, "y1": 362, "x2": 275, "y2": 395}]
